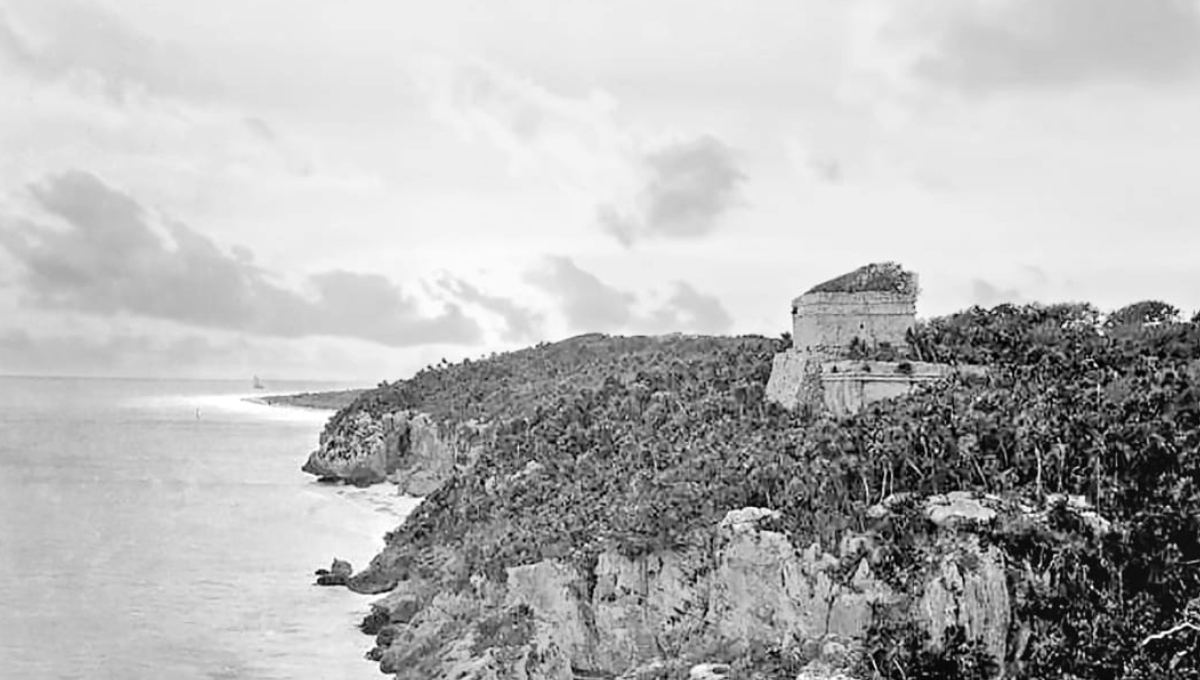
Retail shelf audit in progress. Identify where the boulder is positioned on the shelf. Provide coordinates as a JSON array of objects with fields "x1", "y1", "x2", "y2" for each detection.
[
  {"x1": 688, "y1": 662, "x2": 731, "y2": 679},
  {"x1": 924, "y1": 491, "x2": 1000, "y2": 527},
  {"x1": 315, "y1": 572, "x2": 347, "y2": 586},
  {"x1": 718, "y1": 506, "x2": 781, "y2": 533},
  {"x1": 302, "y1": 411, "x2": 397, "y2": 486},
  {"x1": 315, "y1": 558, "x2": 353, "y2": 586},
  {"x1": 359, "y1": 606, "x2": 390, "y2": 635},
  {"x1": 795, "y1": 662, "x2": 858, "y2": 680},
  {"x1": 305, "y1": 408, "x2": 491, "y2": 491}
]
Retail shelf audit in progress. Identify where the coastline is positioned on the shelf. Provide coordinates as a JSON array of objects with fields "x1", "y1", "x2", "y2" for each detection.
[
  {"x1": 242, "y1": 389, "x2": 365, "y2": 412},
  {"x1": 0, "y1": 376, "x2": 395, "y2": 679}
]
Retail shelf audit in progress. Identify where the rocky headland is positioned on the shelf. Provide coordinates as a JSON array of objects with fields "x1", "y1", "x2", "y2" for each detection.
[
  {"x1": 301, "y1": 292, "x2": 1200, "y2": 678},
  {"x1": 302, "y1": 408, "x2": 490, "y2": 491},
  {"x1": 246, "y1": 389, "x2": 365, "y2": 411}
]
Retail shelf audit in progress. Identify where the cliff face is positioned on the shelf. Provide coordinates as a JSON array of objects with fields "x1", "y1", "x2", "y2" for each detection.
[
  {"x1": 302, "y1": 410, "x2": 490, "y2": 491},
  {"x1": 304, "y1": 315, "x2": 1200, "y2": 678},
  {"x1": 358, "y1": 494, "x2": 1033, "y2": 679}
]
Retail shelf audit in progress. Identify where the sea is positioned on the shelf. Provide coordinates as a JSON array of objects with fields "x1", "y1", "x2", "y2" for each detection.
[{"x1": 0, "y1": 376, "x2": 421, "y2": 680}]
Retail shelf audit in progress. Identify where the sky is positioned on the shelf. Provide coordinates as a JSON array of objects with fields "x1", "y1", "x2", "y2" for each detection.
[{"x1": 2, "y1": 0, "x2": 1200, "y2": 381}]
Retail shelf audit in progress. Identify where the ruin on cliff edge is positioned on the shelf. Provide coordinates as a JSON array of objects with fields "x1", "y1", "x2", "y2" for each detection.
[{"x1": 765, "y1": 262, "x2": 980, "y2": 415}]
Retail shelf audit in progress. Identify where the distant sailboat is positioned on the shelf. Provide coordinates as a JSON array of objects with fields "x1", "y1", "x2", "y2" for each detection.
[{"x1": 252, "y1": 375, "x2": 265, "y2": 390}]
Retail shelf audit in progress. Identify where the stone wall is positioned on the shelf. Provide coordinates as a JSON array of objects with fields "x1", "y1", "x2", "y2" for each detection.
[
  {"x1": 769, "y1": 277, "x2": 980, "y2": 415},
  {"x1": 766, "y1": 353, "x2": 983, "y2": 416},
  {"x1": 820, "y1": 361, "x2": 959, "y2": 416},
  {"x1": 791, "y1": 291, "x2": 916, "y2": 352},
  {"x1": 764, "y1": 350, "x2": 815, "y2": 411}
]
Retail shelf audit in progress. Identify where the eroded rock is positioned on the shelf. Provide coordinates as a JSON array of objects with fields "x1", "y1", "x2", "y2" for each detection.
[
  {"x1": 688, "y1": 662, "x2": 731, "y2": 679},
  {"x1": 314, "y1": 558, "x2": 353, "y2": 586},
  {"x1": 924, "y1": 491, "x2": 1001, "y2": 527},
  {"x1": 718, "y1": 506, "x2": 781, "y2": 532},
  {"x1": 918, "y1": 539, "x2": 1010, "y2": 666},
  {"x1": 360, "y1": 495, "x2": 1085, "y2": 679},
  {"x1": 304, "y1": 409, "x2": 489, "y2": 491}
]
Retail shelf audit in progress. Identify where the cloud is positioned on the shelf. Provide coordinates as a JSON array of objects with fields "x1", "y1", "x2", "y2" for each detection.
[
  {"x1": 0, "y1": 326, "x2": 387, "y2": 380},
  {"x1": 598, "y1": 135, "x2": 746, "y2": 246},
  {"x1": 289, "y1": 270, "x2": 480, "y2": 346},
  {"x1": 0, "y1": 28, "x2": 373, "y2": 237},
  {"x1": 525, "y1": 256, "x2": 637, "y2": 332},
  {"x1": 971, "y1": 279, "x2": 1023, "y2": 306},
  {"x1": 643, "y1": 282, "x2": 735, "y2": 334},
  {"x1": 884, "y1": 0, "x2": 1200, "y2": 93},
  {"x1": 0, "y1": 0, "x2": 214, "y2": 102},
  {"x1": 525, "y1": 255, "x2": 734, "y2": 335},
  {"x1": 437, "y1": 277, "x2": 544, "y2": 342},
  {"x1": 412, "y1": 56, "x2": 746, "y2": 246},
  {"x1": 0, "y1": 328, "x2": 242, "y2": 377},
  {"x1": 808, "y1": 159, "x2": 843, "y2": 184},
  {"x1": 0, "y1": 171, "x2": 481, "y2": 347},
  {"x1": 0, "y1": 328, "x2": 149, "y2": 375},
  {"x1": 1021, "y1": 264, "x2": 1048, "y2": 284},
  {"x1": 243, "y1": 117, "x2": 277, "y2": 142}
]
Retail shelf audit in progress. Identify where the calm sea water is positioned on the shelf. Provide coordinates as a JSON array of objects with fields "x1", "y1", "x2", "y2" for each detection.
[{"x1": 0, "y1": 376, "x2": 419, "y2": 680}]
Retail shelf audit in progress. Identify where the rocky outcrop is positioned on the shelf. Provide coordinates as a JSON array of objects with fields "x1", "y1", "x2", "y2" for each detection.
[
  {"x1": 358, "y1": 493, "x2": 1058, "y2": 679},
  {"x1": 314, "y1": 558, "x2": 354, "y2": 586},
  {"x1": 302, "y1": 410, "x2": 490, "y2": 491}
]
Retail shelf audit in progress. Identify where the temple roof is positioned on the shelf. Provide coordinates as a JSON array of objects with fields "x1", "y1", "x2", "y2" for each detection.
[{"x1": 804, "y1": 262, "x2": 917, "y2": 296}]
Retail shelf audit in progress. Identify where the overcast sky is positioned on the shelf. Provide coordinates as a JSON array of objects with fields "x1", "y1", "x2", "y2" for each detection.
[{"x1": 2, "y1": 0, "x2": 1200, "y2": 380}]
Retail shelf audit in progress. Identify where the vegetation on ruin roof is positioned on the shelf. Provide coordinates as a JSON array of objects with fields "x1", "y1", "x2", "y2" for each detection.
[{"x1": 804, "y1": 261, "x2": 917, "y2": 296}]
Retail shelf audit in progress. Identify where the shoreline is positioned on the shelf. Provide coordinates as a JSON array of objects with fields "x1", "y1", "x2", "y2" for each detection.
[{"x1": 242, "y1": 389, "x2": 365, "y2": 412}]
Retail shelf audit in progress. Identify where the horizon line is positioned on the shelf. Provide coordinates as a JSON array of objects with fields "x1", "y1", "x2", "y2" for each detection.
[{"x1": 0, "y1": 372, "x2": 373, "y2": 385}]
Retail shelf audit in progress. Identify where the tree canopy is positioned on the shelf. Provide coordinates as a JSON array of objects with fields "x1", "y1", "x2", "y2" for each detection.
[{"x1": 337, "y1": 301, "x2": 1200, "y2": 678}]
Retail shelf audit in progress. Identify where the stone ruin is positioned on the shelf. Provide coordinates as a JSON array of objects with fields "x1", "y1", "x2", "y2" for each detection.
[{"x1": 766, "y1": 262, "x2": 980, "y2": 416}]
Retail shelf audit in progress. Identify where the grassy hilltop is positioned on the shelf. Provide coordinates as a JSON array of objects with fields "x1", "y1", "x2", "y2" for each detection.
[{"x1": 328, "y1": 301, "x2": 1200, "y2": 678}]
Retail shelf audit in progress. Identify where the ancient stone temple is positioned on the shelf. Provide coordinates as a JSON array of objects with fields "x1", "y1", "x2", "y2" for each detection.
[
  {"x1": 766, "y1": 262, "x2": 978, "y2": 416},
  {"x1": 790, "y1": 263, "x2": 918, "y2": 353}
]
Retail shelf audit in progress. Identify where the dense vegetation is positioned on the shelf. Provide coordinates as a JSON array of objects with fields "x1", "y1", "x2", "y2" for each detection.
[
  {"x1": 805, "y1": 261, "x2": 917, "y2": 296},
  {"x1": 327, "y1": 334, "x2": 745, "y2": 429},
  {"x1": 342, "y1": 300, "x2": 1200, "y2": 678}
]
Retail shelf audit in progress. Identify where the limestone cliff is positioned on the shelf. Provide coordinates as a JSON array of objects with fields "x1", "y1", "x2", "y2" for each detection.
[
  {"x1": 303, "y1": 306, "x2": 1200, "y2": 678},
  {"x1": 302, "y1": 409, "x2": 490, "y2": 491},
  {"x1": 351, "y1": 492, "x2": 1071, "y2": 679}
]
